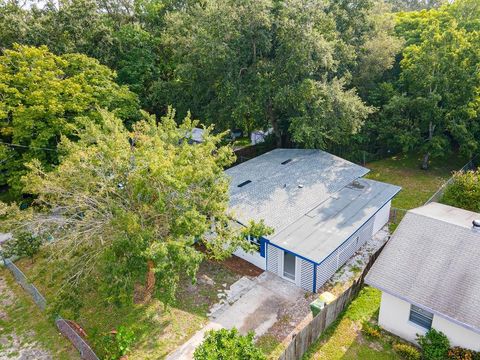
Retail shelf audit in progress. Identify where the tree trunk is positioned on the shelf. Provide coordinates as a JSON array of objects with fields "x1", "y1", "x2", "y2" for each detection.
[
  {"x1": 267, "y1": 99, "x2": 282, "y2": 147},
  {"x1": 143, "y1": 260, "x2": 155, "y2": 303},
  {"x1": 421, "y1": 152, "x2": 430, "y2": 170},
  {"x1": 422, "y1": 121, "x2": 436, "y2": 170}
]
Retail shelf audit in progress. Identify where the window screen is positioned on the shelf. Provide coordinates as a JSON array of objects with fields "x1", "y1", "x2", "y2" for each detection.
[{"x1": 409, "y1": 305, "x2": 433, "y2": 329}]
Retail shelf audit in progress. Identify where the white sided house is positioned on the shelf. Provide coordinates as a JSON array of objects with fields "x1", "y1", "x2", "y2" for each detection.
[
  {"x1": 226, "y1": 149, "x2": 401, "y2": 293},
  {"x1": 365, "y1": 203, "x2": 480, "y2": 351}
]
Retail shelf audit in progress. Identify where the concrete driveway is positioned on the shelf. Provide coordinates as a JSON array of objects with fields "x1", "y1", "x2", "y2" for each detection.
[{"x1": 167, "y1": 272, "x2": 305, "y2": 360}]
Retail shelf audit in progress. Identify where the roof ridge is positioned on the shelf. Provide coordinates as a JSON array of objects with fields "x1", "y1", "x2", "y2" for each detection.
[{"x1": 407, "y1": 206, "x2": 480, "y2": 233}]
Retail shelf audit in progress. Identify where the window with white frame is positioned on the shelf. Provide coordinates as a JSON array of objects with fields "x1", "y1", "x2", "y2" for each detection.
[
  {"x1": 247, "y1": 235, "x2": 260, "y2": 252},
  {"x1": 409, "y1": 305, "x2": 433, "y2": 330}
]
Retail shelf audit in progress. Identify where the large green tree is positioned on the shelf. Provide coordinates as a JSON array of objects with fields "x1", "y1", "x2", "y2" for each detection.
[
  {"x1": 0, "y1": 45, "x2": 139, "y2": 194},
  {"x1": 159, "y1": 0, "x2": 400, "y2": 148},
  {"x1": 1, "y1": 110, "x2": 266, "y2": 314},
  {"x1": 376, "y1": 0, "x2": 480, "y2": 169}
]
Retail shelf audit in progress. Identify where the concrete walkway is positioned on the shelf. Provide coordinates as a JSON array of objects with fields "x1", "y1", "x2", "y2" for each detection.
[{"x1": 167, "y1": 272, "x2": 305, "y2": 360}]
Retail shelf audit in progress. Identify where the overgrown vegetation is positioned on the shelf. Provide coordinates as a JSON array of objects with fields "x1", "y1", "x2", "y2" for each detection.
[
  {"x1": 194, "y1": 328, "x2": 266, "y2": 360},
  {"x1": 13, "y1": 253, "x2": 241, "y2": 358},
  {"x1": 392, "y1": 343, "x2": 421, "y2": 360},
  {"x1": 417, "y1": 329, "x2": 450, "y2": 360},
  {"x1": 442, "y1": 170, "x2": 480, "y2": 212},
  {"x1": 304, "y1": 287, "x2": 401, "y2": 360},
  {"x1": 0, "y1": 0, "x2": 478, "y2": 358}
]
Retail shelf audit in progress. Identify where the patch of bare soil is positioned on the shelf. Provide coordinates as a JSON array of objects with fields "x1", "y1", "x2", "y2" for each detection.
[
  {"x1": 216, "y1": 255, "x2": 264, "y2": 277},
  {"x1": 263, "y1": 291, "x2": 317, "y2": 344}
]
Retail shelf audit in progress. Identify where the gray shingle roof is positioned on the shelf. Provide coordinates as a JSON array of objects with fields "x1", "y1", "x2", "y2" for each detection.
[
  {"x1": 365, "y1": 203, "x2": 480, "y2": 333},
  {"x1": 226, "y1": 149, "x2": 369, "y2": 232},
  {"x1": 226, "y1": 149, "x2": 400, "y2": 263}
]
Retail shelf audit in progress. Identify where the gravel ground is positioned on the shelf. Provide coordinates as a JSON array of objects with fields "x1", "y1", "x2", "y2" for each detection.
[{"x1": 0, "y1": 274, "x2": 53, "y2": 360}]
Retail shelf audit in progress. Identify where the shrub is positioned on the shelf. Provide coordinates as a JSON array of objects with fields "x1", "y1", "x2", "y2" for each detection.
[
  {"x1": 393, "y1": 343, "x2": 421, "y2": 360},
  {"x1": 361, "y1": 322, "x2": 382, "y2": 339},
  {"x1": 417, "y1": 329, "x2": 450, "y2": 360},
  {"x1": 442, "y1": 170, "x2": 480, "y2": 212},
  {"x1": 2, "y1": 232, "x2": 42, "y2": 261},
  {"x1": 194, "y1": 328, "x2": 266, "y2": 360},
  {"x1": 96, "y1": 326, "x2": 136, "y2": 360},
  {"x1": 448, "y1": 346, "x2": 480, "y2": 360}
]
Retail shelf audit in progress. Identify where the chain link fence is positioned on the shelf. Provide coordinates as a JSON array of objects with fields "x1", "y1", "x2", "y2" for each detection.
[
  {"x1": 424, "y1": 155, "x2": 479, "y2": 205},
  {"x1": 3, "y1": 258, "x2": 47, "y2": 310},
  {"x1": 1, "y1": 253, "x2": 100, "y2": 360}
]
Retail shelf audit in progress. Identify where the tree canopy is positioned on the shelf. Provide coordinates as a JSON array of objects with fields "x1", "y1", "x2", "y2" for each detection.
[
  {"x1": 370, "y1": 0, "x2": 480, "y2": 168},
  {"x1": 160, "y1": 0, "x2": 398, "y2": 148},
  {"x1": 1, "y1": 109, "x2": 267, "y2": 314},
  {"x1": 0, "y1": 45, "x2": 140, "y2": 194}
]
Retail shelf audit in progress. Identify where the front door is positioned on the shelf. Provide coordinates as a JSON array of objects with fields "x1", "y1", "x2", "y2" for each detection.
[{"x1": 283, "y1": 252, "x2": 296, "y2": 282}]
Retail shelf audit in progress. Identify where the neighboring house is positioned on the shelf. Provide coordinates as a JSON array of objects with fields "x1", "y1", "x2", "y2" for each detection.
[
  {"x1": 250, "y1": 129, "x2": 273, "y2": 145},
  {"x1": 188, "y1": 127, "x2": 205, "y2": 144},
  {"x1": 226, "y1": 149, "x2": 400, "y2": 292},
  {"x1": 365, "y1": 202, "x2": 480, "y2": 351}
]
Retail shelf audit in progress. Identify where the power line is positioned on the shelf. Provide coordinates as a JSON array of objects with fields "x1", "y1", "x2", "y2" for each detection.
[
  {"x1": 0, "y1": 141, "x2": 57, "y2": 152},
  {"x1": 0, "y1": 154, "x2": 15, "y2": 165}
]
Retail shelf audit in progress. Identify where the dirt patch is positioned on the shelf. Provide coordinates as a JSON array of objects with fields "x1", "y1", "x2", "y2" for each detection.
[{"x1": 216, "y1": 255, "x2": 264, "y2": 277}]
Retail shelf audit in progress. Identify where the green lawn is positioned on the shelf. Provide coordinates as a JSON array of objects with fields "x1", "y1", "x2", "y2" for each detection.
[
  {"x1": 365, "y1": 153, "x2": 468, "y2": 210},
  {"x1": 10, "y1": 255, "x2": 241, "y2": 359},
  {"x1": 0, "y1": 268, "x2": 80, "y2": 359},
  {"x1": 304, "y1": 287, "x2": 400, "y2": 360}
]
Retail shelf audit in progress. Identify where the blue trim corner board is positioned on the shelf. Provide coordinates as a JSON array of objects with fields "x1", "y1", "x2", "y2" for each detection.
[{"x1": 259, "y1": 237, "x2": 267, "y2": 258}]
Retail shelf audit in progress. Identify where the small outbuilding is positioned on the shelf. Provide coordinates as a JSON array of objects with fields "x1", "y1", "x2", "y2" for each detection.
[
  {"x1": 226, "y1": 149, "x2": 400, "y2": 292},
  {"x1": 365, "y1": 202, "x2": 480, "y2": 351}
]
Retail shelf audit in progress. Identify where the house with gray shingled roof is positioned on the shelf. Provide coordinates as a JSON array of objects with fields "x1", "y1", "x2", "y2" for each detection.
[
  {"x1": 365, "y1": 202, "x2": 480, "y2": 351},
  {"x1": 226, "y1": 148, "x2": 401, "y2": 292}
]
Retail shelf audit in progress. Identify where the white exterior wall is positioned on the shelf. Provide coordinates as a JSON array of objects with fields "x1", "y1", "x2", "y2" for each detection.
[
  {"x1": 379, "y1": 292, "x2": 480, "y2": 351},
  {"x1": 378, "y1": 292, "x2": 425, "y2": 343},
  {"x1": 265, "y1": 244, "x2": 315, "y2": 291},
  {"x1": 315, "y1": 214, "x2": 375, "y2": 291},
  {"x1": 266, "y1": 200, "x2": 393, "y2": 293},
  {"x1": 433, "y1": 314, "x2": 480, "y2": 351},
  {"x1": 266, "y1": 244, "x2": 282, "y2": 276},
  {"x1": 233, "y1": 248, "x2": 266, "y2": 270},
  {"x1": 372, "y1": 200, "x2": 391, "y2": 235}
]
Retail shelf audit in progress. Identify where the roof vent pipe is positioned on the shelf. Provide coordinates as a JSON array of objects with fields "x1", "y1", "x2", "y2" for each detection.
[{"x1": 472, "y1": 220, "x2": 480, "y2": 232}]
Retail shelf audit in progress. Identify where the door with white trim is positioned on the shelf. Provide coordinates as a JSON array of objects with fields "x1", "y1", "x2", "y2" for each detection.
[{"x1": 282, "y1": 251, "x2": 296, "y2": 283}]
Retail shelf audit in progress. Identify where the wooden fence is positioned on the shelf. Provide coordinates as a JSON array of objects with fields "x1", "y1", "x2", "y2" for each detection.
[{"x1": 278, "y1": 244, "x2": 386, "y2": 360}]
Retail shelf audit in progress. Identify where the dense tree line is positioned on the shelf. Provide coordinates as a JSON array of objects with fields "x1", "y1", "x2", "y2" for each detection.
[
  {"x1": 0, "y1": 0, "x2": 478, "y2": 321},
  {"x1": 1, "y1": 0, "x2": 478, "y2": 174}
]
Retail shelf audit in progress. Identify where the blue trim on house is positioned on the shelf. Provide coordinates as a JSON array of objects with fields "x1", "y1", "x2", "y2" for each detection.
[
  {"x1": 313, "y1": 264, "x2": 317, "y2": 293},
  {"x1": 265, "y1": 242, "x2": 269, "y2": 271},
  {"x1": 259, "y1": 237, "x2": 267, "y2": 258},
  {"x1": 266, "y1": 240, "x2": 317, "y2": 265},
  {"x1": 315, "y1": 192, "x2": 399, "y2": 267}
]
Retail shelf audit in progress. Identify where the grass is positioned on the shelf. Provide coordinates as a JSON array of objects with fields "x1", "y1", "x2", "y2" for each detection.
[
  {"x1": 0, "y1": 268, "x2": 80, "y2": 359},
  {"x1": 11, "y1": 255, "x2": 241, "y2": 359},
  {"x1": 257, "y1": 334, "x2": 285, "y2": 359},
  {"x1": 304, "y1": 287, "x2": 400, "y2": 360},
  {"x1": 365, "y1": 152, "x2": 468, "y2": 210}
]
